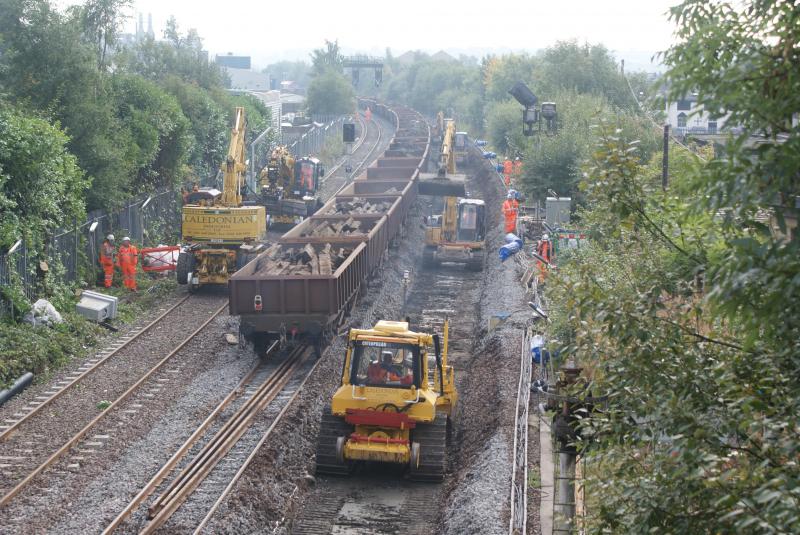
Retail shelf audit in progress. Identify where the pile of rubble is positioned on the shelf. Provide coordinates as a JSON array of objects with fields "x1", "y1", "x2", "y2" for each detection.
[
  {"x1": 332, "y1": 198, "x2": 393, "y2": 215},
  {"x1": 254, "y1": 243, "x2": 352, "y2": 276},
  {"x1": 299, "y1": 218, "x2": 368, "y2": 238}
]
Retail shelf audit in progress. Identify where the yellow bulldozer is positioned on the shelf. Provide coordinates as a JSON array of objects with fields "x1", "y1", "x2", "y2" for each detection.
[
  {"x1": 177, "y1": 107, "x2": 266, "y2": 290},
  {"x1": 418, "y1": 119, "x2": 486, "y2": 271},
  {"x1": 315, "y1": 320, "x2": 457, "y2": 481}
]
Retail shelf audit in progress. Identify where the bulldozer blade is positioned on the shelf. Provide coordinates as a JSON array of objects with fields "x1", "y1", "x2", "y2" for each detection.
[{"x1": 417, "y1": 177, "x2": 466, "y2": 197}]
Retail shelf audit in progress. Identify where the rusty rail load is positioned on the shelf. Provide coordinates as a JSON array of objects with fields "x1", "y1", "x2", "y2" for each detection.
[{"x1": 229, "y1": 101, "x2": 430, "y2": 347}]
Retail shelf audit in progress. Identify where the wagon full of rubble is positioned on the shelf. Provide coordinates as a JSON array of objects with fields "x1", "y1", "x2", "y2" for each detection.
[{"x1": 229, "y1": 101, "x2": 430, "y2": 350}]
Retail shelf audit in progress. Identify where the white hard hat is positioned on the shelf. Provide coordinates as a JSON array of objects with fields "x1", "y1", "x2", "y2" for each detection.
[
  {"x1": 542, "y1": 233, "x2": 549, "y2": 240},
  {"x1": 507, "y1": 192, "x2": 514, "y2": 199},
  {"x1": 106, "y1": 234, "x2": 114, "y2": 241},
  {"x1": 122, "y1": 236, "x2": 131, "y2": 242}
]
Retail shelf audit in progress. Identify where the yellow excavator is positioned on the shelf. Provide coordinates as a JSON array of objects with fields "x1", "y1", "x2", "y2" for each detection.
[
  {"x1": 177, "y1": 107, "x2": 266, "y2": 290},
  {"x1": 418, "y1": 119, "x2": 486, "y2": 271},
  {"x1": 315, "y1": 320, "x2": 457, "y2": 481},
  {"x1": 259, "y1": 146, "x2": 324, "y2": 228}
]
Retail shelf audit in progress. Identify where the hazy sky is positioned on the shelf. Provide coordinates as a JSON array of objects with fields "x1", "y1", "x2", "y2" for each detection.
[{"x1": 118, "y1": 0, "x2": 678, "y2": 68}]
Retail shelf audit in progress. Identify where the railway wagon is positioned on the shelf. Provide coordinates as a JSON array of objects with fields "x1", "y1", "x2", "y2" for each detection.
[
  {"x1": 280, "y1": 214, "x2": 390, "y2": 276},
  {"x1": 229, "y1": 102, "x2": 430, "y2": 348}
]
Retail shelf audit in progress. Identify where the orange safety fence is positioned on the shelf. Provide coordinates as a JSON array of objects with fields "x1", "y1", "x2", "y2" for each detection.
[{"x1": 140, "y1": 246, "x2": 180, "y2": 272}]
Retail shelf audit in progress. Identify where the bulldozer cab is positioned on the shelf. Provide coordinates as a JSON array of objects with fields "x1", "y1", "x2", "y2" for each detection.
[
  {"x1": 349, "y1": 341, "x2": 421, "y2": 389},
  {"x1": 317, "y1": 320, "x2": 457, "y2": 480}
]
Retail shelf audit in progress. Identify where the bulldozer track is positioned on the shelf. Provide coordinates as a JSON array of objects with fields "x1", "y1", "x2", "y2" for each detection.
[{"x1": 0, "y1": 295, "x2": 227, "y2": 509}]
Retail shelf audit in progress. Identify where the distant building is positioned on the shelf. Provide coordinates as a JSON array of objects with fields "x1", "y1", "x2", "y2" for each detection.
[
  {"x1": 430, "y1": 50, "x2": 457, "y2": 62},
  {"x1": 665, "y1": 93, "x2": 729, "y2": 136},
  {"x1": 216, "y1": 54, "x2": 251, "y2": 70},
  {"x1": 248, "y1": 91, "x2": 282, "y2": 131},
  {"x1": 224, "y1": 68, "x2": 270, "y2": 91}
]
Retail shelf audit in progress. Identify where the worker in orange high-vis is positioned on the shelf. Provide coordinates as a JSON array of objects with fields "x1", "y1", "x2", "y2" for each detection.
[
  {"x1": 513, "y1": 157, "x2": 523, "y2": 179},
  {"x1": 502, "y1": 192, "x2": 518, "y2": 234},
  {"x1": 99, "y1": 234, "x2": 116, "y2": 288},
  {"x1": 536, "y1": 234, "x2": 553, "y2": 282},
  {"x1": 117, "y1": 237, "x2": 139, "y2": 291},
  {"x1": 365, "y1": 106, "x2": 372, "y2": 122},
  {"x1": 503, "y1": 158, "x2": 513, "y2": 186}
]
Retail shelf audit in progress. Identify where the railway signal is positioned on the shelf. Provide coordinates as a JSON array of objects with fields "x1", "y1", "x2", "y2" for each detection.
[{"x1": 509, "y1": 81, "x2": 558, "y2": 136}]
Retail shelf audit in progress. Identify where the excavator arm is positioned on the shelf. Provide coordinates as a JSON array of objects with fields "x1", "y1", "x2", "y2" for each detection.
[{"x1": 440, "y1": 120, "x2": 457, "y2": 176}]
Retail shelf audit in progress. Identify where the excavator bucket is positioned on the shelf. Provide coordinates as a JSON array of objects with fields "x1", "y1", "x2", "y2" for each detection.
[{"x1": 417, "y1": 174, "x2": 467, "y2": 197}]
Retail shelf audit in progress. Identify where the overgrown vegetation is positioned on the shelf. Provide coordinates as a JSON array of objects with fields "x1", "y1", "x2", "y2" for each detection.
[
  {"x1": 0, "y1": 0, "x2": 271, "y2": 227},
  {"x1": 545, "y1": 1, "x2": 800, "y2": 531},
  {"x1": 375, "y1": 40, "x2": 653, "y2": 204},
  {"x1": 0, "y1": 313, "x2": 103, "y2": 390}
]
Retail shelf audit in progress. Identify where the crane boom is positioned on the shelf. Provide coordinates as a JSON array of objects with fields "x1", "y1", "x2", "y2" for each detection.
[{"x1": 220, "y1": 107, "x2": 247, "y2": 206}]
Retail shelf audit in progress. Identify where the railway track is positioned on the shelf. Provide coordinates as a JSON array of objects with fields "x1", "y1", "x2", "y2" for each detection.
[
  {"x1": 321, "y1": 111, "x2": 368, "y2": 180},
  {"x1": 102, "y1": 341, "x2": 325, "y2": 534},
  {"x1": 0, "y1": 294, "x2": 189, "y2": 442},
  {"x1": 317, "y1": 107, "x2": 388, "y2": 203},
  {"x1": 288, "y1": 169, "x2": 485, "y2": 534},
  {"x1": 0, "y1": 294, "x2": 227, "y2": 509}
]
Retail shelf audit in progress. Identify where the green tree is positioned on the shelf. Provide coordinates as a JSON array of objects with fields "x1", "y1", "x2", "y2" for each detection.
[
  {"x1": 73, "y1": 0, "x2": 131, "y2": 69},
  {"x1": 0, "y1": 102, "x2": 87, "y2": 249},
  {"x1": 546, "y1": 1, "x2": 800, "y2": 532},
  {"x1": 306, "y1": 68, "x2": 355, "y2": 115},
  {"x1": 310, "y1": 39, "x2": 343, "y2": 75},
  {"x1": 111, "y1": 74, "x2": 191, "y2": 192}
]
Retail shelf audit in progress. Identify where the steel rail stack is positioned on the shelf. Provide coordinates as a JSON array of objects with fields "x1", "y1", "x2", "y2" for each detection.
[{"x1": 229, "y1": 101, "x2": 431, "y2": 342}]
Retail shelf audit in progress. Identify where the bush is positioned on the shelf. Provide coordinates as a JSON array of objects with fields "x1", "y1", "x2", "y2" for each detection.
[{"x1": 0, "y1": 313, "x2": 102, "y2": 389}]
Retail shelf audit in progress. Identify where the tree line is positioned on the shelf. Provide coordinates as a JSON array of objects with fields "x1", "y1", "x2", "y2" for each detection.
[{"x1": 0, "y1": 0, "x2": 271, "y2": 254}]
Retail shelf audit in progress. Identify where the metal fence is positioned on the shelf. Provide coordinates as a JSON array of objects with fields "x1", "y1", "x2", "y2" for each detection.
[
  {"x1": 1, "y1": 189, "x2": 181, "y2": 315},
  {"x1": 284, "y1": 116, "x2": 346, "y2": 159}
]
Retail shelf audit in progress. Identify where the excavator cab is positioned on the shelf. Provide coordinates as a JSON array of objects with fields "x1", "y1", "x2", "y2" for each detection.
[
  {"x1": 259, "y1": 150, "x2": 323, "y2": 227},
  {"x1": 456, "y1": 199, "x2": 486, "y2": 243},
  {"x1": 417, "y1": 119, "x2": 485, "y2": 271},
  {"x1": 315, "y1": 320, "x2": 457, "y2": 481},
  {"x1": 292, "y1": 157, "x2": 325, "y2": 201}
]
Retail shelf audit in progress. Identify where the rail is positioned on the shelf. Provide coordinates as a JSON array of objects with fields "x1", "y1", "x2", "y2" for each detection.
[
  {"x1": 510, "y1": 329, "x2": 532, "y2": 534},
  {"x1": 0, "y1": 301, "x2": 227, "y2": 509},
  {"x1": 101, "y1": 341, "x2": 279, "y2": 533},
  {"x1": 0, "y1": 295, "x2": 191, "y2": 443},
  {"x1": 322, "y1": 111, "x2": 370, "y2": 180},
  {"x1": 192, "y1": 339, "x2": 332, "y2": 534},
  {"x1": 114, "y1": 343, "x2": 312, "y2": 533}
]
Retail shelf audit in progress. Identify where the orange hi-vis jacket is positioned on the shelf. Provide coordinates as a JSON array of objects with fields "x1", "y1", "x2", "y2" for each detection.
[
  {"x1": 99, "y1": 240, "x2": 115, "y2": 288},
  {"x1": 503, "y1": 199, "x2": 518, "y2": 233},
  {"x1": 117, "y1": 243, "x2": 139, "y2": 290},
  {"x1": 116, "y1": 244, "x2": 138, "y2": 268}
]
